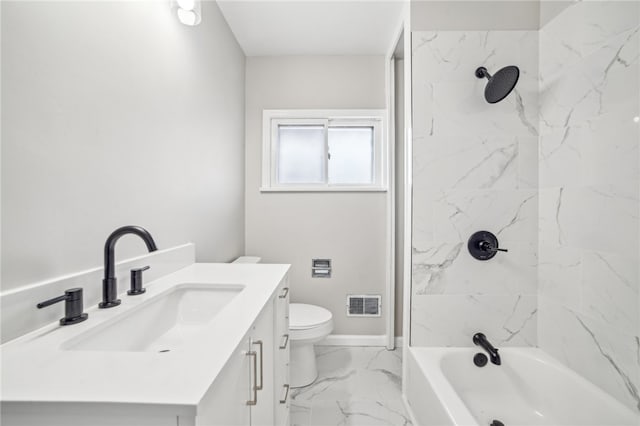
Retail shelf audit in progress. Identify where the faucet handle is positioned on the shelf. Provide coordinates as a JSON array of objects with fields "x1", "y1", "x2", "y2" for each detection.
[
  {"x1": 468, "y1": 231, "x2": 507, "y2": 260},
  {"x1": 37, "y1": 288, "x2": 88, "y2": 326},
  {"x1": 128, "y1": 266, "x2": 150, "y2": 295},
  {"x1": 479, "y1": 241, "x2": 508, "y2": 253}
]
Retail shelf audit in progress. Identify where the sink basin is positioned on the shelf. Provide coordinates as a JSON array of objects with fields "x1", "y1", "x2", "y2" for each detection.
[{"x1": 63, "y1": 283, "x2": 244, "y2": 352}]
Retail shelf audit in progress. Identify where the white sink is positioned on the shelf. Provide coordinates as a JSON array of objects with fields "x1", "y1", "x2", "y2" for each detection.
[{"x1": 63, "y1": 283, "x2": 244, "y2": 352}]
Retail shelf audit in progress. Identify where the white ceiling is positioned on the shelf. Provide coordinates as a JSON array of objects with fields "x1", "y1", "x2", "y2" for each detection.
[{"x1": 216, "y1": 1, "x2": 406, "y2": 56}]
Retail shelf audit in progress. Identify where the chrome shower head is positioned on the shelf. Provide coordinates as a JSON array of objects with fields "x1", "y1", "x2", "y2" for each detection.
[{"x1": 475, "y1": 65, "x2": 520, "y2": 104}]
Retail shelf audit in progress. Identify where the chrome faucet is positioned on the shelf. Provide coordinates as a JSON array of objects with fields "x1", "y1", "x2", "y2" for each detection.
[
  {"x1": 473, "y1": 332, "x2": 501, "y2": 365},
  {"x1": 99, "y1": 226, "x2": 158, "y2": 308}
]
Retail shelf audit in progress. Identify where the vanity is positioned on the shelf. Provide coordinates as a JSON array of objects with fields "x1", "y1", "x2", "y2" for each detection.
[{"x1": 0, "y1": 262, "x2": 291, "y2": 426}]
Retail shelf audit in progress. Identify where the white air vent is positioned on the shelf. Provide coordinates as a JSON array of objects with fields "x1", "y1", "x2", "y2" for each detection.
[{"x1": 346, "y1": 295, "x2": 381, "y2": 317}]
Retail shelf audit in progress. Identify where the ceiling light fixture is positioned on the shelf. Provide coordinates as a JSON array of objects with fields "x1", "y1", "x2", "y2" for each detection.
[{"x1": 176, "y1": 0, "x2": 201, "y2": 26}]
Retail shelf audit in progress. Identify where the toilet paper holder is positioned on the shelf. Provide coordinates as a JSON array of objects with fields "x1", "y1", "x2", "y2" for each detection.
[{"x1": 312, "y1": 259, "x2": 331, "y2": 278}]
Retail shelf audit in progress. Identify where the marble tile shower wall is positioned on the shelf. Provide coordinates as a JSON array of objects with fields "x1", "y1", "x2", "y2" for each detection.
[
  {"x1": 538, "y1": 2, "x2": 640, "y2": 412},
  {"x1": 411, "y1": 31, "x2": 539, "y2": 347}
]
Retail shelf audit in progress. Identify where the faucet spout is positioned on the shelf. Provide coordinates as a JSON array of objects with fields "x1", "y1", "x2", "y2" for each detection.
[
  {"x1": 100, "y1": 226, "x2": 158, "y2": 308},
  {"x1": 473, "y1": 332, "x2": 501, "y2": 365}
]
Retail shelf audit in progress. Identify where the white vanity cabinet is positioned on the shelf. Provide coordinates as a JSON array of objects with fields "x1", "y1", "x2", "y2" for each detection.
[
  {"x1": 194, "y1": 332, "x2": 252, "y2": 426},
  {"x1": 0, "y1": 264, "x2": 291, "y2": 426},
  {"x1": 195, "y1": 278, "x2": 289, "y2": 426},
  {"x1": 274, "y1": 280, "x2": 291, "y2": 426}
]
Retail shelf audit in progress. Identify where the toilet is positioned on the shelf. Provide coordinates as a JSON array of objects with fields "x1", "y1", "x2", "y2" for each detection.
[
  {"x1": 232, "y1": 256, "x2": 333, "y2": 388},
  {"x1": 289, "y1": 303, "x2": 333, "y2": 388}
]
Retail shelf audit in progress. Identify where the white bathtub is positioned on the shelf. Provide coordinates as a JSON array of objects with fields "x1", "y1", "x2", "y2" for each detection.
[{"x1": 406, "y1": 347, "x2": 640, "y2": 426}]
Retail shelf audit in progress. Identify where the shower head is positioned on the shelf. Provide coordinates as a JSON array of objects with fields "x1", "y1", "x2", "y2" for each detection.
[{"x1": 475, "y1": 65, "x2": 520, "y2": 104}]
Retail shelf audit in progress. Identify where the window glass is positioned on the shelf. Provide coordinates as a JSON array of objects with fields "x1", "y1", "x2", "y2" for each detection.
[
  {"x1": 277, "y1": 125, "x2": 326, "y2": 184},
  {"x1": 327, "y1": 127, "x2": 374, "y2": 184}
]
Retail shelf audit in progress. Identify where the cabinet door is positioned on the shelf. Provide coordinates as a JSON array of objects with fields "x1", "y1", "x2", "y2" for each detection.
[
  {"x1": 274, "y1": 279, "x2": 291, "y2": 426},
  {"x1": 249, "y1": 299, "x2": 275, "y2": 426},
  {"x1": 196, "y1": 335, "x2": 251, "y2": 426}
]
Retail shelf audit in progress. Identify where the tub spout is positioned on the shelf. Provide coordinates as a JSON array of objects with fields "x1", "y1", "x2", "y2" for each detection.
[{"x1": 473, "y1": 332, "x2": 501, "y2": 365}]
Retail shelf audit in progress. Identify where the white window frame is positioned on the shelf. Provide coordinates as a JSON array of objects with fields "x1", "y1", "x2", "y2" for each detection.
[{"x1": 261, "y1": 109, "x2": 388, "y2": 192}]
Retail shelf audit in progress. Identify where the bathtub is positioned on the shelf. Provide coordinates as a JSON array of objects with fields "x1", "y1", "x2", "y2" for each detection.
[{"x1": 406, "y1": 347, "x2": 639, "y2": 426}]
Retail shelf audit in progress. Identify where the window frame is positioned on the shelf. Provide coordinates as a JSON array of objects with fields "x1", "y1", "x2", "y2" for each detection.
[{"x1": 261, "y1": 109, "x2": 388, "y2": 192}]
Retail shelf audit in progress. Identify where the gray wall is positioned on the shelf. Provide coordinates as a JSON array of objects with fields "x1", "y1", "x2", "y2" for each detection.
[
  {"x1": 1, "y1": 1, "x2": 246, "y2": 291},
  {"x1": 245, "y1": 56, "x2": 387, "y2": 335},
  {"x1": 411, "y1": 1, "x2": 540, "y2": 31}
]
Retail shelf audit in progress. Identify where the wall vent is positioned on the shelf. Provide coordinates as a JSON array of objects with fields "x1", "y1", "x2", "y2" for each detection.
[{"x1": 346, "y1": 295, "x2": 381, "y2": 317}]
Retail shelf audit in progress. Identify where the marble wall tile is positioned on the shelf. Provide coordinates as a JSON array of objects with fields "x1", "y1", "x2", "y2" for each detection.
[
  {"x1": 411, "y1": 30, "x2": 539, "y2": 348},
  {"x1": 538, "y1": 1, "x2": 640, "y2": 413},
  {"x1": 431, "y1": 189, "x2": 538, "y2": 243},
  {"x1": 412, "y1": 30, "x2": 539, "y2": 141},
  {"x1": 538, "y1": 187, "x2": 564, "y2": 246},
  {"x1": 413, "y1": 31, "x2": 538, "y2": 85},
  {"x1": 541, "y1": 2, "x2": 639, "y2": 60},
  {"x1": 538, "y1": 29, "x2": 583, "y2": 86},
  {"x1": 412, "y1": 241, "x2": 536, "y2": 296},
  {"x1": 429, "y1": 80, "x2": 538, "y2": 138},
  {"x1": 410, "y1": 2, "x2": 639, "y2": 414},
  {"x1": 411, "y1": 294, "x2": 537, "y2": 347},
  {"x1": 538, "y1": 69, "x2": 600, "y2": 131},
  {"x1": 415, "y1": 134, "x2": 539, "y2": 191},
  {"x1": 517, "y1": 136, "x2": 538, "y2": 189},
  {"x1": 538, "y1": 124, "x2": 589, "y2": 188},
  {"x1": 583, "y1": 111, "x2": 639, "y2": 189},
  {"x1": 539, "y1": 108, "x2": 640, "y2": 191},
  {"x1": 538, "y1": 244, "x2": 582, "y2": 309},
  {"x1": 558, "y1": 185, "x2": 638, "y2": 257},
  {"x1": 539, "y1": 185, "x2": 639, "y2": 257},
  {"x1": 416, "y1": 135, "x2": 519, "y2": 190},
  {"x1": 538, "y1": 299, "x2": 640, "y2": 412},
  {"x1": 411, "y1": 188, "x2": 438, "y2": 250},
  {"x1": 581, "y1": 250, "x2": 639, "y2": 335}
]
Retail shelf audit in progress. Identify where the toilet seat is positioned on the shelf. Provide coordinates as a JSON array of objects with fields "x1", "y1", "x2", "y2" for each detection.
[
  {"x1": 290, "y1": 303, "x2": 332, "y2": 329},
  {"x1": 289, "y1": 303, "x2": 333, "y2": 340}
]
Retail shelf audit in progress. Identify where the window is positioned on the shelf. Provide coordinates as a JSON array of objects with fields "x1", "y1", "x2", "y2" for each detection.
[{"x1": 262, "y1": 110, "x2": 387, "y2": 191}]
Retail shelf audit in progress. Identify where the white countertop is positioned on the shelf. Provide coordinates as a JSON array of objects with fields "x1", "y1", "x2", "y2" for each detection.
[{"x1": 0, "y1": 263, "x2": 290, "y2": 417}]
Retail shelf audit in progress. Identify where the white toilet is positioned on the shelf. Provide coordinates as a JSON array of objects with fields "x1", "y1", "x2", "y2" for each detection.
[
  {"x1": 231, "y1": 256, "x2": 333, "y2": 388},
  {"x1": 289, "y1": 303, "x2": 333, "y2": 388}
]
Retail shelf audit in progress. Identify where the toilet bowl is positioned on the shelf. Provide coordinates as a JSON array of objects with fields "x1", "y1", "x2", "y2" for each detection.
[
  {"x1": 289, "y1": 303, "x2": 333, "y2": 388},
  {"x1": 231, "y1": 257, "x2": 333, "y2": 388}
]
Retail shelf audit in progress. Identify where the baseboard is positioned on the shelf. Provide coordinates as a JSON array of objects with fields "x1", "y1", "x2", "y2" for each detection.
[{"x1": 320, "y1": 334, "x2": 404, "y2": 347}]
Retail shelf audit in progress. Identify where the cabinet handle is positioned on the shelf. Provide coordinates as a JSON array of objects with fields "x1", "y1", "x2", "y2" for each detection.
[
  {"x1": 279, "y1": 287, "x2": 289, "y2": 299},
  {"x1": 246, "y1": 350, "x2": 258, "y2": 406},
  {"x1": 253, "y1": 340, "x2": 263, "y2": 391},
  {"x1": 279, "y1": 334, "x2": 289, "y2": 349},
  {"x1": 279, "y1": 384, "x2": 290, "y2": 404}
]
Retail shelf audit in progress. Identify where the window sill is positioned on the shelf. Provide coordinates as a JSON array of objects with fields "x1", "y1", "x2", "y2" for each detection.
[{"x1": 260, "y1": 186, "x2": 388, "y2": 193}]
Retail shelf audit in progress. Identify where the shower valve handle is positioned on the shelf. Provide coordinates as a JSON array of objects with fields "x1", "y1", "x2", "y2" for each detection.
[
  {"x1": 468, "y1": 231, "x2": 507, "y2": 261},
  {"x1": 479, "y1": 241, "x2": 508, "y2": 253}
]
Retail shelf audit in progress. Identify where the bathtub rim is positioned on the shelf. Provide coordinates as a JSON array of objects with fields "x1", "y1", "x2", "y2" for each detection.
[{"x1": 407, "y1": 346, "x2": 640, "y2": 425}]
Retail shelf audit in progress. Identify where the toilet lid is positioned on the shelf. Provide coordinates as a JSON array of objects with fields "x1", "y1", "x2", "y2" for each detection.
[{"x1": 290, "y1": 303, "x2": 332, "y2": 329}]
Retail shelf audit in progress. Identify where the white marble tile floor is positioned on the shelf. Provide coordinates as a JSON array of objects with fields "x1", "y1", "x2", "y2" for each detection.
[{"x1": 290, "y1": 346, "x2": 412, "y2": 426}]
